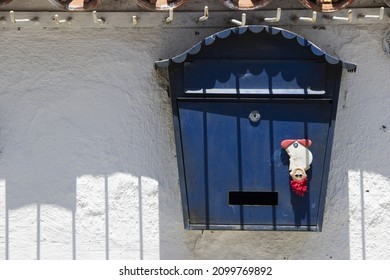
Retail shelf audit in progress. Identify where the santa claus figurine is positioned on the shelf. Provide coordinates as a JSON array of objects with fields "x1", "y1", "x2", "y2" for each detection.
[{"x1": 281, "y1": 139, "x2": 313, "y2": 197}]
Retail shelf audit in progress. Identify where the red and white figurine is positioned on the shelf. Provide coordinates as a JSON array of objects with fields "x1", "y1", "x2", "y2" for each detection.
[{"x1": 281, "y1": 139, "x2": 313, "y2": 197}]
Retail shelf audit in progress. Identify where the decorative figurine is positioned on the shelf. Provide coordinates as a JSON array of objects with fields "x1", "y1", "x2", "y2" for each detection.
[{"x1": 281, "y1": 139, "x2": 313, "y2": 197}]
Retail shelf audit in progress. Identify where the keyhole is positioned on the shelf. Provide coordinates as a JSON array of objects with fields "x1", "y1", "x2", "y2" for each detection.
[{"x1": 249, "y1": 111, "x2": 261, "y2": 123}]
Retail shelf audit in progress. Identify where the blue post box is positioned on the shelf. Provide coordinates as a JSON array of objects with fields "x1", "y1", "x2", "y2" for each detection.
[{"x1": 156, "y1": 26, "x2": 356, "y2": 231}]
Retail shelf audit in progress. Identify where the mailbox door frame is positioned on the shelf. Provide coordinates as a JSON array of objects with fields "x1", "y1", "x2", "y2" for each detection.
[{"x1": 168, "y1": 61, "x2": 342, "y2": 231}]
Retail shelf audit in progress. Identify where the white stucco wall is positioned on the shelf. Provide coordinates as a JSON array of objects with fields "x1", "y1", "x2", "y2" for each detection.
[{"x1": 0, "y1": 23, "x2": 389, "y2": 260}]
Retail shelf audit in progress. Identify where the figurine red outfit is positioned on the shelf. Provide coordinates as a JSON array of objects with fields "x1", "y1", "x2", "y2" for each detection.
[
  {"x1": 281, "y1": 139, "x2": 313, "y2": 197},
  {"x1": 290, "y1": 177, "x2": 308, "y2": 197}
]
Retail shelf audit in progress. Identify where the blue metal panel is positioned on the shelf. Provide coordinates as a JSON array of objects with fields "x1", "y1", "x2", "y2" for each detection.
[{"x1": 179, "y1": 101, "x2": 331, "y2": 228}]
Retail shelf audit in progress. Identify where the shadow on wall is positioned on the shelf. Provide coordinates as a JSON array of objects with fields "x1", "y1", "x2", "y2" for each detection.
[
  {"x1": 335, "y1": 27, "x2": 390, "y2": 260},
  {"x1": 0, "y1": 80, "x2": 173, "y2": 260},
  {"x1": 0, "y1": 26, "x2": 195, "y2": 260},
  {"x1": 347, "y1": 170, "x2": 390, "y2": 260},
  {"x1": 0, "y1": 174, "x2": 159, "y2": 260}
]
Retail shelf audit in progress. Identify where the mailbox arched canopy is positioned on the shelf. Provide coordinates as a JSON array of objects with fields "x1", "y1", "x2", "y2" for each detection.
[{"x1": 156, "y1": 25, "x2": 356, "y2": 72}]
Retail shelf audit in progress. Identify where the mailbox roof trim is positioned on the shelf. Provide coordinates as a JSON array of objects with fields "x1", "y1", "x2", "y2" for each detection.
[{"x1": 155, "y1": 25, "x2": 357, "y2": 72}]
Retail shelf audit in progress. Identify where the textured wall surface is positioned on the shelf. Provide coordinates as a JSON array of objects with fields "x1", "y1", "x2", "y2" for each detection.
[{"x1": 0, "y1": 23, "x2": 389, "y2": 260}]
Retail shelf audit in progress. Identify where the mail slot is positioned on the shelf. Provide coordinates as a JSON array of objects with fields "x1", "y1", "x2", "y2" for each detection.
[{"x1": 156, "y1": 26, "x2": 356, "y2": 231}]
